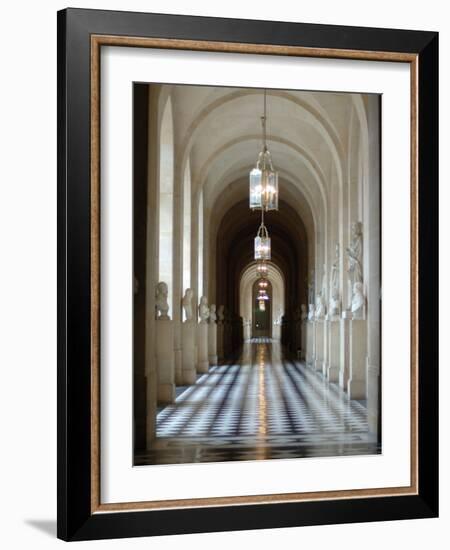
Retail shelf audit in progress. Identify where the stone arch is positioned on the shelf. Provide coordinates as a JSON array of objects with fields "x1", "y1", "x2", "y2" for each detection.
[{"x1": 239, "y1": 262, "x2": 285, "y2": 340}]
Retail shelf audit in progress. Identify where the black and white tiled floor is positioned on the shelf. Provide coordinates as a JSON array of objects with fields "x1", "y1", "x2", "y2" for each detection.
[{"x1": 136, "y1": 341, "x2": 380, "y2": 465}]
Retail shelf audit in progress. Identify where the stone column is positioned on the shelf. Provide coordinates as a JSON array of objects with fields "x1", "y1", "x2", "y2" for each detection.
[
  {"x1": 306, "y1": 320, "x2": 315, "y2": 366},
  {"x1": 295, "y1": 318, "x2": 302, "y2": 356},
  {"x1": 174, "y1": 322, "x2": 182, "y2": 386},
  {"x1": 326, "y1": 317, "x2": 340, "y2": 382},
  {"x1": 217, "y1": 321, "x2": 224, "y2": 361},
  {"x1": 301, "y1": 319, "x2": 307, "y2": 360},
  {"x1": 314, "y1": 320, "x2": 325, "y2": 372},
  {"x1": 347, "y1": 318, "x2": 367, "y2": 400},
  {"x1": 339, "y1": 315, "x2": 350, "y2": 390},
  {"x1": 197, "y1": 321, "x2": 209, "y2": 373},
  {"x1": 145, "y1": 94, "x2": 159, "y2": 449},
  {"x1": 217, "y1": 305, "x2": 225, "y2": 361},
  {"x1": 145, "y1": 356, "x2": 157, "y2": 448},
  {"x1": 243, "y1": 319, "x2": 252, "y2": 341},
  {"x1": 322, "y1": 321, "x2": 329, "y2": 376},
  {"x1": 181, "y1": 320, "x2": 197, "y2": 384},
  {"x1": 224, "y1": 312, "x2": 232, "y2": 358},
  {"x1": 156, "y1": 318, "x2": 175, "y2": 403},
  {"x1": 367, "y1": 361, "x2": 380, "y2": 434}
]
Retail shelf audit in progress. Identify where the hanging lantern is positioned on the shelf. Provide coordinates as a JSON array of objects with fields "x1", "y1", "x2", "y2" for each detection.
[
  {"x1": 254, "y1": 223, "x2": 271, "y2": 260},
  {"x1": 249, "y1": 151, "x2": 279, "y2": 211},
  {"x1": 258, "y1": 289, "x2": 269, "y2": 300},
  {"x1": 259, "y1": 299, "x2": 266, "y2": 311},
  {"x1": 258, "y1": 278, "x2": 268, "y2": 289},
  {"x1": 249, "y1": 91, "x2": 279, "y2": 212},
  {"x1": 256, "y1": 261, "x2": 269, "y2": 278}
]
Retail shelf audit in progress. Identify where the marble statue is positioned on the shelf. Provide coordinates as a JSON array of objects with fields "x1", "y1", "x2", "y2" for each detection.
[
  {"x1": 308, "y1": 269, "x2": 315, "y2": 306},
  {"x1": 346, "y1": 221, "x2": 364, "y2": 310},
  {"x1": 301, "y1": 304, "x2": 307, "y2": 321},
  {"x1": 182, "y1": 288, "x2": 193, "y2": 321},
  {"x1": 315, "y1": 290, "x2": 326, "y2": 320},
  {"x1": 209, "y1": 304, "x2": 217, "y2": 323},
  {"x1": 329, "y1": 243, "x2": 341, "y2": 317},
  {"x1": 347, "y1": 221, "x2": 363, "y2": 287},
  {"x1": 155, "y1": 281, "x2": 170, "y2": 320},
  {"x1": 307, "y1": 303, "x2": 315, "y2": 321},
  {"x1": 351, "y1": 282, "x2": 365, "y2": 319},
  {"x1": 199, "y1": 296, "x2": 210, "y2": 323},
  {"x1": 218, "y1": 305, "x2": 225, "y2": 323}
]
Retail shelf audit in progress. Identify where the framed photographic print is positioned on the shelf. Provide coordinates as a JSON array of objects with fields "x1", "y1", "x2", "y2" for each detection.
[{"x1": 57, "y1": 8, "x2": 438, "y2": 541}]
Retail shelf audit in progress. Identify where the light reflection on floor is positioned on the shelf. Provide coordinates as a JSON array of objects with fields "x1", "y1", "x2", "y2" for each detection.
[{"x1": 135, "y1": 340, "x2": 380, "y2": 465}]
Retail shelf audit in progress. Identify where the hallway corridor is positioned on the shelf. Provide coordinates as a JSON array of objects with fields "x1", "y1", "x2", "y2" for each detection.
[{"x1": 136, "y1": 341, "x2": 379, "y2": 465}]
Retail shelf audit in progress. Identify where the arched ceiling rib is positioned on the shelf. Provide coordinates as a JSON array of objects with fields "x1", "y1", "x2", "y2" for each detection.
[
  {"x1": 158, "y1": 85, "x2": 370, "y2": 225},
  {"x1": 166, "y1": 87, "x2": 351, "y2": 205}
]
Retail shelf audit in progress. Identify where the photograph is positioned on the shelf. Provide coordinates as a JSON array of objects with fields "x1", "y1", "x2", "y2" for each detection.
[
  {"x1": 132, "y1": 83, "x2": 382, "y2": 466},
  {"x1": 54, "y1": 6, "x2": 439, "y2": 541}
]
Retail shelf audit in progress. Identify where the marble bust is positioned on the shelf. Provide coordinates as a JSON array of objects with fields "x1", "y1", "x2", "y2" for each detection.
[
  {"x1": 155, "y1": 281, "x2": 170, "y2": 320},
  {"x1": 351, "y1": 282, "x2": 365, "y2": 319},
  {"x1": 209, "y1": 304, "x2": 217, "y2": 323},
  {"x1": 182, "y1": 288, "x2": 194, "y2": 321},
  {"x1": 199, "y1": 296, "x2": 210, "y2": 323},
  {"x1": 307, "y1": 303, "x2": 315, "y2": 321}
]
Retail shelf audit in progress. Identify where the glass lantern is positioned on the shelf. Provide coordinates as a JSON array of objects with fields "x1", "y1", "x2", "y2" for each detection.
[
  {"x1": 249, "y1": 149, "x2": 279, "y2": 211},
  {"x1": 254, "y1": 223, "x2": 271, "y2": 261},
  {"x1": 258, "y1": 288, "x2": 269, "y2": 301},
  {"x1": 258, "y1": 278, "x2": 268, "y2": 289},
  {"x1": 256, "y1": 261, "x2": 269, "y2": 278},
  {"x1": 259, "y1": 299, "x2": 266, "y2": 311}
]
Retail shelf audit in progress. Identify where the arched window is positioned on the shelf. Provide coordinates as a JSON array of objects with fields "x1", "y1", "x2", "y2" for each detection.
[
  {"x1": 182, "y1": 161, "x2": 191, "y2": 300},
  {"x1": 158, "y1": 97, "x2": 174, "y2": 315}
]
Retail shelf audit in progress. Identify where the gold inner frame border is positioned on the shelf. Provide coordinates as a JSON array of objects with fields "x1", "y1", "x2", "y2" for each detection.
[{"x1": 89, "y1": 34, "x2": 419, "y2": 514}]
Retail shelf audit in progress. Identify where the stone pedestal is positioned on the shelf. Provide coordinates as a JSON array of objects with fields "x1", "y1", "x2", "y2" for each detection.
[
  {"x1": 217, "y1": 322, "x2": 224, "y2": 361},
  {"x1": 339, "y1": 317, "x2": 350, "y2": 391},
  {"x1": 347, "y1": 318, "x2": 367, "y2": 400},
  {"x1": 174, "y1": 321, "x2": 182, "y2": 385},
  {"x1": 224, "y1": 321, "x2": 231, "y2": 358},
  {"x1": 145, "y1": 356, "x2": 157, "y2": 448},
  {"x1": 306, "y1": 321, "x2": 315, "y2": 366},
  {"x1": 208, "y1": 321, "x2": 218, "y2": 365},
  {"x1": 322, "y1": 321, "x2": 329, "y2": 376},
  {"x1": 197, "y1": 321, "x2": 209, "y2": 373},
  {"x1": 181, "y1": 320, "x2": 197, "y2": 385},
  {"x1": 243, "y1": 321, "x2": 251, "y2": 341},
  {"x1": 155, "y1": 319, "x2": 175, "y2": 403},
  {"x1": 295, "y1": 320, "x2": 302, "y2": 355},
  {"x1": 314, "y1": 321, "x2": 325, "y2": 372},
  {"x1": 272, "y1": 323, "x2": 281, "y2": 341},
  {"x1": 301, "y1": 320, "x2": 307, "y2": 359},
  {"x1": 326, "y1": 319, "x2": 340, "y2": 382},
  {"x1": 367, "y1": 361, "x2": 380, "y2": 434}
]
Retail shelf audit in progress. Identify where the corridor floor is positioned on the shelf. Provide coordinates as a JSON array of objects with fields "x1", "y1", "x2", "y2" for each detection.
[{"x1": 135, "y1": 340, "x2": 380, "y2": 465}]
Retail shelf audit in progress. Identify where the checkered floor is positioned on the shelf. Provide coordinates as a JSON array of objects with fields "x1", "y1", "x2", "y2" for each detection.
[{"x1": 135, "y1": 340, "x2": 379, "y2": 465}]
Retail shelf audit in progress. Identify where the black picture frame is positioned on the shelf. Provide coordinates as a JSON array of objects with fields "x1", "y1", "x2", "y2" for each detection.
[{"x1": 57, "y1": 7, "x2": 438, "y2": 541}]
